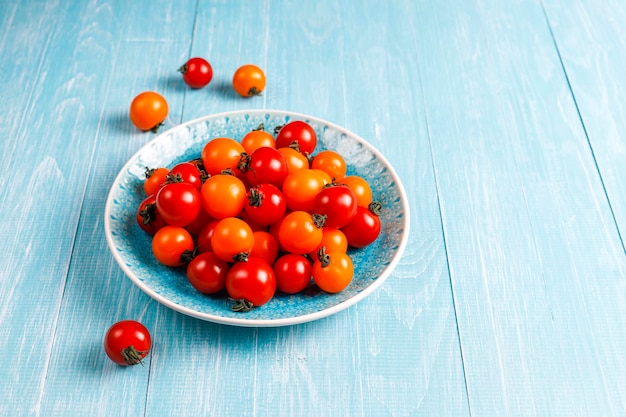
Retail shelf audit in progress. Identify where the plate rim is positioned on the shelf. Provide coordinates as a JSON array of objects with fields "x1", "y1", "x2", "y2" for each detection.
[{"x1": 104, "y1": 109, "x2": 411, "y2": 327}]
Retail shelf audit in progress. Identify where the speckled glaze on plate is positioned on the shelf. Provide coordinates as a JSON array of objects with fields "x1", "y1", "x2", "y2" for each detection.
[{"x1": 104, "y1": 110, "x2": 409, "y2": 327}]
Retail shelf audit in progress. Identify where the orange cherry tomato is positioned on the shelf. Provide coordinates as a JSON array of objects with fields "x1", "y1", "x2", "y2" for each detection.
[
  {"x1": 201, "y1": 137, "x2": 245, "y2": 176},
  {"x1": 309, "y1": 228, "x2": 348, "y2": 259},
  {"x1": 312, "y1": 252, "x2": 354, "y2": 293},
  {"x1": 129, "y1": 91, "x2": 168, "y2": 132},
  {"x1": 341, "y1": 175, "x2": 373, "y2": 207},
  {"x1": 277, "y1": 147, "x2": 310, "y2": 174},
  {"x1": 211, "y1": 217, "x2": 255, "y2": 262},
  {"x1": 311, "y1": 150, "x2": 347, "y2": 181},
  {"x1": 282, "y1": 169, "x2": 326, "y2": 212},
  {"x1": 232, "y1": 64, "x2": 266, "y2": 97},
  {"x1": 241, "y1": 126, "x2": 276, "y2": 154},
  {"x1": 200, "y1": 174, "x2": 246, "y2": 219},
  {"x1": 151, "y1": 226, "x2": 194, "y2": 267},
  {"x1": 278, "y1": 211, "x2": 324, "y2": 255},
  {"x1": 143, "y1": 167, "x2": 169, "y2": 196}
]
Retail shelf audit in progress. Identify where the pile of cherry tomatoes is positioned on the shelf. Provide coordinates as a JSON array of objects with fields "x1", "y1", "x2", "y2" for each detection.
[{"x1": 136, "y1": 120, "x2": 382, "y2": 312}]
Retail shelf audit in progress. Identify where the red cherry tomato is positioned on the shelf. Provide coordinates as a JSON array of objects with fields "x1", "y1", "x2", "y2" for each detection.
[
  {"x1": 243, "y1": 146, "x2": 289, "y2": 188},
  {"x1": 226, "y1": 257, "x2": 276, "y2": 310},
  {"x1": 179, "y1": 57, "x2": 213, "y2": 89},
  {"x1": 104, "y1": 320, "x2": 152, "y2": 366},
  {"x1": 196, "y1": 219, "x2": 219, "y2": 253},
  {"x1": 340, "y1": 204, "x2": 382, "y2": 248},
  {"x1": 313, "y1": 185, "x2": 358, "y2": 229},
  {"x1": 275, "y1": 120, "x2": 317, "y2": 156},
  {"x1": 273, "y1": 254, "x2": 312, "y2": 294},
  {"x1": 186, "y1": 252, "x2": 228, "y2": 294},
  {"x1": 156, "y1": 182, "x2": 202, "y2": 227},
  {"x1": 168, "y1": 161, "x2": 203, "y2": 190},
  {"x1": 243, "y1": 183, "x2": 287, "y2": 226}
]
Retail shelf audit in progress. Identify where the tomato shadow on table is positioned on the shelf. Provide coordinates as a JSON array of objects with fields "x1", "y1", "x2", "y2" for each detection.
[{"x1": 105, "y1": 108, "x2": 134, "y2": 135}]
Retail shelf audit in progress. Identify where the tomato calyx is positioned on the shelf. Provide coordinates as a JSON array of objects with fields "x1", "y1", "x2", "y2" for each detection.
[
  {"x1": 316, "y1": 246, "x2": 331, "y2": 267},
  {"x1": 368, "y1": 201, "x2": 383, "y2": 216},
  {"x1": 237, "y1": 152, "x2": 251, "y2": 173},
  {"x1": 232, "y1": 252, "x2": 250, "y2": 263},
  {"x1": 120, "y1": 345, "x2": 148, "y2": 366},
  {"x1": 248, "y1": 86, "x2": 263, "y2": 96},
  {"x1": 145, "y1": 167, "x2": 157, "y2": 179},
  {"x1": 180, "y1": 247, "x2": 199, "y2": 264},
  {"x1": 273, "y1": 124, "x2": 284, "y2": 135},
  {"x1": 228, "y1": 298, "x2": 255, "y2": 312},
  {"x1": 311, "y1": 213, "x2": 327, "y2": 229},
  {"x1": 138, "y1": 202, "x2": 158, "y2": 226},
  {"x1": 247, "y1": 187, "x2": 264, "y2": 207},
  {"x1": 177, "y1": 63, "x2": 189, "y2": 74},
  {"x1": 253, "y1": 123, "x2": 265, "y2": 132},
  {"x1": 165, "y1": 172, "x2": 184, "y2": 184}
]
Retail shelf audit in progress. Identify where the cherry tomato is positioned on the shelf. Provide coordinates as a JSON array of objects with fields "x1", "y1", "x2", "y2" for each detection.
[
  {"x1": 183, "y1": 207, "x2": 212, "y2": 237},
  {"x1": 196, "y1": 219, "x2": 219, "y2": 253},
  {"x1": 151, "y1": 225, "x2": 194, "y2": 267},
  {"x1": 312, "y1": 251, "x2": 354, "y2": 293},
  {"x1": 278, "y1": 211, "x2": 324, "y2": 255},
  {"x1": 313, "y1": 185, "x2": 358, "y2": 228},
  {"x1": 250, "y1": 231, "x2": 279, "y2": 265},
  {"x1": 179, "y1": 57, "x2": 213, "y2": 89},
  {"x1": 232, "y1": 64, "x2": 266, "y2": 97},
  {"x1": 241, "y1": 124, "x2": 276, "y2": 154},
  {"x1": 340, "y1": 204, "x2": 382, "y2": 248},
  {"x1": 104, "y1": 320, "x2": 152, "y2": 366},
  {"x1": 244, "y1": 183, "x2": 287, "y2": 226},
  {"x1": 309, "y1": 228, "x2": 348, "y2": 258},
  {"x1": 201, "y1": 137, "x2": 245, "y2": 176},
  {"x1": 129, "y1": 91, "x2": 168, "y2": 132},
  {"x1": 226, "y1": 257, "x2": 276, "y2": 309},
  {"x1": 341, "y1": 175, "x2": 373, "y2": 207},
  {"x1": 277, "y1": 147, "x2": 309, "y2": 173},
  {"x1": 144, "y1": 167, "x2": 169, "y2": 196},
  {"x1": 282, "y1": 169, "x2": 327, "y2": 212},
  {"x1": 244, "y1": 146, "x2": 289, "y2": 188},
  {"x1": 168, "y1": 161, "x2": 203, "y2": 190},
  {"x1": 186, "y1": 252, "x2": 228, "y2": 294},
  {"x1": 156, "y1": 182, "x2": 202, "y2": 227},
  {"x1": 273, "y1": 254, "x2": 312, "y2": 294},
  {"x1": 211, "y1": 217, "x2": 255, "y2": 262},
  {"x1": 136, "y1": 194, "x2": 167, "y2": 235},
  {"x1": 311, "y1": 150, "x2": 347, "y2": 180},
  {"x1": 275, "y1": 121, "x2": 317, "y2": 155},
  {"x1": 200, "y1": 174, "x2": 246, "y2": 219}
]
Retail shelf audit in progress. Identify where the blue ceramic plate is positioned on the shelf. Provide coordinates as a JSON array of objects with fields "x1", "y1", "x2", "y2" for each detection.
[{"x1": 104, "y1": 110, "x2": 409, "y2": 327}]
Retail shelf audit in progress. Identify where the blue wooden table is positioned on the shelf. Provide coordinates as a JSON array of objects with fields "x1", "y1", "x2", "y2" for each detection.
[{"x1": 2, "y1": 0, "x2": 625, "y2": 415}]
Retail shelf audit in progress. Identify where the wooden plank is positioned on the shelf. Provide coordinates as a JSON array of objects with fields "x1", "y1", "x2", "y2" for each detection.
[
  {"x1": 32, "y1": 1, "x2": 197, "y2": 416},
  {"x1": 410, "y1": 0, "x2": 626, "y2": 415},
  {"x1": 0, "y1": 1, "x2": 108, "y2": 415},
  {"x1": 542, "y1": 0, "x2": 626, "y2": 242}
]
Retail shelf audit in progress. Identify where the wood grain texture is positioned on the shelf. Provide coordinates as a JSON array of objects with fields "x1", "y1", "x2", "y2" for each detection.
[
  {"x1": 1, "y1": 0, "x2": 625, "y2": 416},
  {"x1": 411, "y1": 0, "x2": 626, "y2": 415}
]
